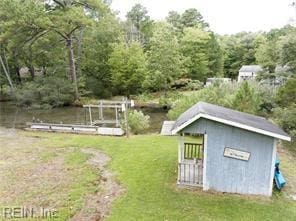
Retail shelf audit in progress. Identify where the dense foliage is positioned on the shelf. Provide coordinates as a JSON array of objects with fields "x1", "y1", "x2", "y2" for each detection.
[
  {"x1": 0, "y1": 0, "x2": 294, "y2": 154},
  {"x1": 273, "y1": 78, "x2": 296, "y2": 140},
  {"x1": 168, "y1": 81, "x2": 276, "y2": 120},
  {"x1": 15, "y1": 76, "x2": 75, "y2": 109},
  {"x1": 0, "y1": 1, "x2": 222, "y2": 102},
  {"x1": 144, "y1": 22, "x2": 183, "y2": 92},
  {"x1": 108, "y1": 42, "x2": 147, "y2": 95}
]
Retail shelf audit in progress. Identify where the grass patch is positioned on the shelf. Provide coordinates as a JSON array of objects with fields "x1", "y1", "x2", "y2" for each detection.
[
  {"x1": 60, "y1": 149, "x2": 99, "y2": 220},
  {"x1": 64, "y1": 148, "x2": 89, "y2": 166},
  {"x1": 39, "y1": 151, "x2": 58, "y2": 162},
  {"x1": 23, "y1": 132, "x2": 296, "y2": 221},
  {"x1": 0, "y1": 132, "x2": 99, "y2": 221}
]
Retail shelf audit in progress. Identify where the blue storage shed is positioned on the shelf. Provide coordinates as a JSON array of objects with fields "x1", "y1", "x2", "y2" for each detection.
[{"x1": 171, "y1": 102, "x2": 291, "y2": 196}]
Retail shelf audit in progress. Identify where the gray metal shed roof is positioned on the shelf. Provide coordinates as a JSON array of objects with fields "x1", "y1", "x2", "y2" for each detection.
[
  {"x1": 172, "y1": 102, "x2": 290, "y2": 141},
  {"x1": 239, "y1": 65, "x2": 262, "y2": 73},
  {"x1": 160, "y1": 121, "x2": 175, "y2": 136}
]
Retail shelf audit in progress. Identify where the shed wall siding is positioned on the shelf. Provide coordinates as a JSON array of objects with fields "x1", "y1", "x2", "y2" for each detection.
[{"x1": 182, "y1": 118, "x2": 274, "y2": 196}]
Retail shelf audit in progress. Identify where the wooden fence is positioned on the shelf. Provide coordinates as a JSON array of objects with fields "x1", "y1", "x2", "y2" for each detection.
[
  {"x1": 178, "y1": 162, "x2": 203, "y2": 186},
  {"x1": 184, "y1": 142, "x2": 203, "y2": 160}
]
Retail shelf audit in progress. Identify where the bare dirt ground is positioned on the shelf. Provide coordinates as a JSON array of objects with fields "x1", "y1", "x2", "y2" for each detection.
[
  {"x1": 0, "y1": 128, "x2": 70, "y2": 206},
  {"x1": 0, "y1": 128, "x2": 124, "y2": 220},
  {"x1": 70, "y1": 149, "x2": 125, "y2": 221},
  {"x1": 278, "y1": 144, "x2": 296, "y2": 201}
]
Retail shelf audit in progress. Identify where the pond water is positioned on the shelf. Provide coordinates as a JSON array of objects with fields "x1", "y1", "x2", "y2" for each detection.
[{"x1": 0, "y1": 102, "x2": 168, "y2": 134}]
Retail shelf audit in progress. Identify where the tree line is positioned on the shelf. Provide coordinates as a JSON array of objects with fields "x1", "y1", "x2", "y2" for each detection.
[{"x1": 0, "y1": 0, "x2": 295, "y2": 107}]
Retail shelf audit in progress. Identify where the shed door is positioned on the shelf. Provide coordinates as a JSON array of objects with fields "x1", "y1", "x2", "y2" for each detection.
[{"x1": 178, "y1": 134, "x2": 204, "y2": 186}]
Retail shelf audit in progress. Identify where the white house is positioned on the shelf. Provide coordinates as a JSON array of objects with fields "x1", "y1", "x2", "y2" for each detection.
[{"x1": 238, "y1": 65, "x2": 262, "y2": 82}]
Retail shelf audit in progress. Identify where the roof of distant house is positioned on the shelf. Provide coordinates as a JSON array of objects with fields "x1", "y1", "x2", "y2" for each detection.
[
  {"x1": 239, "y1": 65, "x2": 263, "y2": 73},
  {"x1": 171, "y1": 102, "x2": 290, "y2": 141}
]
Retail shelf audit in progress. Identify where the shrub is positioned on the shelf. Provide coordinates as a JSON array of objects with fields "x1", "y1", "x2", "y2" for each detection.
[
  {"x1": 273, "y1": 105, "x2": 296, "y2": 140},
  {"x1": 0, "y1": 85, "x2": 14, "y2": 101},
  {"x1": 276, "y1": 78, "x2": 296, "y2": 107},
  {"x1": 232, "y1": 81, "x2": 261, "y2": 114},
  {"x1": 122, "y1": 110, "x2": 150, "y2": 134},
  {"x1": 85, "y1": 76, "x2": 112, "y2": 98},
  {"x1": 184, "y1": 80, "x2": 204, "y2": 91},
  {"x1": 171, "y1": 78, "x2": 203, "y2": 91},
  {"x1": 168, "y1": 81, "x2": 276, "y2": 120},
  {"x1": 158, "y1": 91, "x2": 182, "y2": 107},
  {"x1": 273, "y1": 78, "x2": 296, "y2": 142},
  {"x1": 16, "y1": 76, "x2": 75, "y2": 109},
  {"x1": 171, "y1": 78, "x2": 191, "y2": 90},
  {"x1": 168, "y1": 83, "x2": 237, "y2": 120}
]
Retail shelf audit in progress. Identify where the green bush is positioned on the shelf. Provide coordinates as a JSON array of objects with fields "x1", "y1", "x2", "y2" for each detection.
[
  {"x1": 273, "y1": 105, "x2": 296, "y2": 140},
  {"x1": 184, "y1": 80, "x2": 204, "y2": 91},
  {"x1": 232, "y1": 81, "x2": 261, "y2": 114},
  {"x1": 158, "y1": 91, "x2": 182, "y2": 107},
  {"x1": 122, "y1": 110, "x2": 150, "y2": 134},
  {"x1": 0, "y1": 85, "x2": 13, "y2": 101},
  {"x1": 16, "y1": 76, "x2": 75, "y2": 109},
  {"x1": 273, "y1": 78, "x2": 296, "y2": 142},
  {"x1": 276, "y1": 78, "x2": 296, "y2": 107},
  {"x1": 171, "y1": 78, "x2": 203, "y2": 91},
  {"x1": 168, "y1": 83, "x2": 237, "y2": 120},
  {"x1": 85, "y1": 76, "x2": 112, "y2": 98},
  {"x1": 168, "y1": 81, "x2": 276, "y2": 120}
]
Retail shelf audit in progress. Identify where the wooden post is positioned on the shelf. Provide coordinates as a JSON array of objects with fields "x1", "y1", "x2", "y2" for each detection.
[
  {"x1": 84, "y1": 108, "x2": 87, "y2": 125},
  {"x1": 124, "y1": 97, "x2": 129, "y2": 138},
  {"x1": 100, "y1": 100, "x2": 104, "y2": 120},
  {"x1": 89, "y1": 106, "x2": 93, "y2": 125},
  {"x1": 115, "y1": 107, "x2": 119, "y2": 127},
  {"x1": 202, "y1": 133, "x2": 208, "y2": 191},
  {"x1": 178, "y1": 133, "x2": 184, "y2": 163}
]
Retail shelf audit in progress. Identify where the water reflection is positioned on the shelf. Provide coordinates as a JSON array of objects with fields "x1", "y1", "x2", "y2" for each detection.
[{"x1": 0, "y1": 102, "x2": 168, "y2": 133}]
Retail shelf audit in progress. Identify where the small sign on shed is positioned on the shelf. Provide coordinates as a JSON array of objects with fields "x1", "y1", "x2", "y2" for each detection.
[{"x1": 224, "y1": 147, "x2": 250, "y2": 161}]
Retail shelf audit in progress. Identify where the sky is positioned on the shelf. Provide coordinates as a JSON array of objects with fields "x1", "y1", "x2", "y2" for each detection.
[{"x1": 111, "y1": 0, "x2": 296, "y2": 34}]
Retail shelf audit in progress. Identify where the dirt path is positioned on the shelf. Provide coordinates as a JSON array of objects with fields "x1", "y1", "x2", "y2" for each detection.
[
  {"x1": 70, "y1": 149, "x2": 125, "y2": 221},
  {"x1": 278, "y1": 145, "x2": 296, "y2": 201}
]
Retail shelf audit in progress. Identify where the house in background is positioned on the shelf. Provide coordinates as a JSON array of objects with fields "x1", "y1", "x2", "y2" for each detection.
[
  {"x1": 171, "y1": 102, "x2": 290, "y2": 196},
  {"x1": 238, "y1": 65, "x2": 262, "y2": 82}
]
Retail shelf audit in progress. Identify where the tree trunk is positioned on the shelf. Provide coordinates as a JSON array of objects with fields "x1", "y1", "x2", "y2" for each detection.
[
  {"x1": 66, "y1": 35, "x2": 79, "y2": 101},
  {"x1": 28, "y1": 65, "x2": 35, "y2": 79},
  {"x1": 42, "y1": 66, "x2": 47, "y2": 75},
  {"x1": 14, "y1": 65, "x2": 21, "y2": 83},
  {"x1": 28, "y1": 45, "x2": 35, "y2": 79},
  {"x1": 76, "y1": 27, "x2": 84, "y2": 79},
  {"x1": 0, "y1": 55, "x2": 15, "y2": 91}
]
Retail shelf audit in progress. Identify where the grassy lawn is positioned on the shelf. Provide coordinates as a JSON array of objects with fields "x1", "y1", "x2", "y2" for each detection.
[{"x1": 0, "y1": 130, "x2": 295, "y2": 220}]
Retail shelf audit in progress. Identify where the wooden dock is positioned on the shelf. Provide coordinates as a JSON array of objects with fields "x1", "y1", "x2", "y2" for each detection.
[{"x1": 26, "y1": 123, "x2": 125, "y2": 136}]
